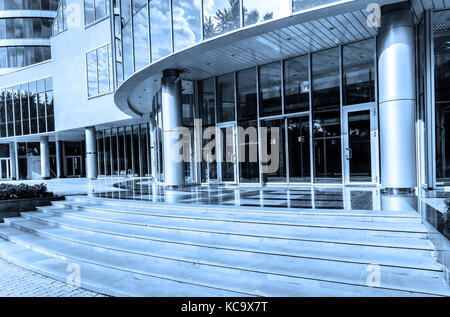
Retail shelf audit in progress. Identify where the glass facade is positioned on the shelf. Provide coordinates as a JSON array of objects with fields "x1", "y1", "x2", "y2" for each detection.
[
  {"x1": 86, "y1": 44, "x2": 113, "y2": 97},
  {"x1": 0, "y1": 18, "x2": 53, "y2": 39},
  {"x1": 52, "y1": 0, "x2": 68, "y2": 35},
  {"x1": 0, "y1": 77, "x2": 55, "y2": 137},
  {"x1": 0, "y1": 46, "x2": 51, "y2": 68},
  {"x1": 0, "y1": 0, "x2": 59, "y2": 10},
  {"x1": 84, "y1": 0, "x2": 110, "y2": 25},
  {"x1": 434, "y1": 10, "x2": 450, "y2": 184}
]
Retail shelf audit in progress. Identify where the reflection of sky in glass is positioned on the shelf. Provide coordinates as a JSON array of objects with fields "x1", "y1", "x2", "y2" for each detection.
[
  {"x1": 173, "y1": 0, "x2": 201, "y2": 51},
  {"x1": 87, "y1": 50, "x2": 97, "y2": 97},
  {"x1": 203, "y1": 0, "x2": 241, "y2": 39},
  {"x1": 97, "y1": 46, "x2": 109, "y2": 94},
  {"x1": 150, "y1": 0, "x2": 172, "y2": 61},
  {"x1": 133, "y1": 3, "x2": 150, "y2": 71},
  {"x1": 243, "y1": 0, "x2": 290, "y2": 26},
  {"x1": 293, "y1": 0, "x2": 341, "y2": 12}
]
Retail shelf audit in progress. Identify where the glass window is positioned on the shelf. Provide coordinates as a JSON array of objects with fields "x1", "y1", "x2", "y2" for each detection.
[
  {"x1": 86, "y1": 44, "x2": 112, "y2": 97},
  {"x1": 434, "y1": 10, "x2": 450, "y2": 184},
  {"x1": 150, "y1": 0, "x2": 172, "y2": 62},
  {"x1": 132, "y1": 0, "x2": 150, "y2": 71},
  {"x1": 203, "y1": 0, "x2": 241, "y2": 39},
  {"x1": 259, "y1": 61, "x2": 282, "y2": 117},
  {"x1": 173, "y1": 0, "x2": 201, "y2": 51},
  {"x1": 216, "y1": 73, "x2": 235, "y2": 122},
  {"x1": 121, "y1": 0, "x2": 133, "y2": 78},
  {"x1": 237, "y1": 67, "x2": 257, "y2": 121},
  {"x1": 261, "y1": 119, "x2": 286, "y2": 183},
  {"x1": 243, "y1": 0, "x2": 290, "y2": 26},
  {"x1": 312, "y1": 47, "x2": 341, "y2": 183},
  {"x1": 284, "y1": 55, "x2": 309, "y2": 113},
  {"x1": 84, "y1": 0, "x2": 108, "y2": 25},
  {"x1": 199, "y1": 77, "x2": 215, "y2": 126},
  {"x1": 87, "y1": 50, "x2": 98, "y2": 97},
  {"x1": 343, "y1": 39, "x2": 375, "y2": 105},
  {"x1": 238, "y1": 120, "x2": 259, "y2": 183},
  {"x1": 292, "y1": 0, "x2": 341, "y2": 13},
  {"x1": 288, "y1": 115, "x2": 310, "y2": 182}
]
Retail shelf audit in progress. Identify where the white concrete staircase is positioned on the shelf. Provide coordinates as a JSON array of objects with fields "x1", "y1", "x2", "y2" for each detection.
[{"x1": 0, "y1": 195, "x2": 449, "y2": 297}]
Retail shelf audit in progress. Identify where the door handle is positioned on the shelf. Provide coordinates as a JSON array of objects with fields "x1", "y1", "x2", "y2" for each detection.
[{"x1": 345, "y1": 147, "x2": 352, "y2": 160}]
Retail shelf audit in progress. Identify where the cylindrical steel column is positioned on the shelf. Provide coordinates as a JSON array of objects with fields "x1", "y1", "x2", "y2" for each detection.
[
  {"x1": 40, "y1": 136, "x2": 50, "y2": 180},
  {"x1": 161, "y1": 69, "x2": 185, "y2": 186},
  {"x1": 9, "y1": 142, "x2": 17, "y2": 180},
  {"x1": 55, "y1": 139, "x2": 63, "y2": 178},
  {"x1": 377, "y1": 3, "x2": 417, "y2": 190},
  {"x1": 85, "y1": 126, "x2": 98, "y2": 179}
]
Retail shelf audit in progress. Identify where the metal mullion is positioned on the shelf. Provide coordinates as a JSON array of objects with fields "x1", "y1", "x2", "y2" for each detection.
[
  {"x1": 109, "y1": 128, "x2": 114, "y2": 176},
  {"x1": 129, "y1": 0, "x2": 136, "y2": 72},
  {"x1": 169, "y1": 0, "x2": 174, "y2": 53},
  {"x1": 146, "y1": 122, "x2": 151, "y2": 177},
  {"x1": 147, "y1": 1, "x2": 152, "y2": 63},
  {"x1": 233, "y1": 71, "x2": 239, "y2": 184},
  {"x1": 138, "y1": 124, "x2": 143, "y2": 177},
  {"x1": 339, "y1": 44, "x2": 345, "y2": 185},
  {"x1": 123, "y1": 126, "x2": 128, "y2": 175},
  {"x1": 131, "y1": 125, "x2": 135, "y2": 175},
  {"x1": 116, "y1": 127, "x2": 120, "y2": 176},
  {"x1": 308, "y1": 52, "x2": 314, "y2": 184},
  {"x1": 102, "y1": 130, "x2": 107, "y2": 176},
  {"x1": 200, "y1": 0, "x2": 204, "y2": 41},
  {"x1": 96, "y1": 132, "x2": 101, "y2": 175},
  {"x1": 256, "y1": 65, "x2": 263, "y2": 186}
]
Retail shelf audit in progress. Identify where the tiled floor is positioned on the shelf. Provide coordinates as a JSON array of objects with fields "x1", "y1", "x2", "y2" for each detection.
[{"x1": 96, "y1": 180, "x2": 419, "y2": 212}]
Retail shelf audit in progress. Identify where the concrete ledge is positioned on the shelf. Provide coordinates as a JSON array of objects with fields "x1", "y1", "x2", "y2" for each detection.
[{"x1": 0, "y1": 196, "x2": 64, "y2": 223}]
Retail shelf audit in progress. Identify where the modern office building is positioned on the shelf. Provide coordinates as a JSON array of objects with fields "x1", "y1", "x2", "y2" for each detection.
[{"x1": 0, "y1": 0, "x2": 448, "y2": 191}]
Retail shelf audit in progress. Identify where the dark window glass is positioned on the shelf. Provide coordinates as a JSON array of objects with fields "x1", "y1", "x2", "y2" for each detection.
[
  {"x1": 259, "y1": 62, "x2": 282, "y2": 117},
  {"x1": 343, "y1": 39, "x2": 375, "y2": 105},
  {"x1": 237, "y1": 67, "x2": 257, "y2": 121},
  {"x1": 434, "y1": 10, "x2": 450, "y2": 184},
  {"x1": 238, "y1": 120, "x2": 259, "y2": 183},
  {"x1": 199, "y1": 78, "x2": 215, "y2": 126},
  {"x1": 312, "y1": 47, "x2": 341, "y2": 183},
  {"x1": 288, "y1": 115, "x2": 311, "y2": 182},
  {"x1": 284, "y1": 55, "x2": 309, "y2": 113},
  {"x1": 216, "y1": 73, "x2": 235, "y2": 123},
  {"x1": 261, "y1": 119, "x2": 286, "y2": 183}
]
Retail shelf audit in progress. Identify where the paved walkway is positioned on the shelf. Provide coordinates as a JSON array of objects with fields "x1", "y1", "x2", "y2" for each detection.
[{"x1": 0, "y1": 258, "x2": 106, "y2": 297}]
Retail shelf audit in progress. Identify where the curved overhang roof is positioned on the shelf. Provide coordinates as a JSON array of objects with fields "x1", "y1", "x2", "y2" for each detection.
[{"x1": 114, "y1": 0, "x2": 404, "y2": 118}]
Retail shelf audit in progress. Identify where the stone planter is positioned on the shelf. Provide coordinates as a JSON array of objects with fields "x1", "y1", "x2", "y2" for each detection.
[{"x1": 0, "y1": 196, "x2": 65, "y2": 222}]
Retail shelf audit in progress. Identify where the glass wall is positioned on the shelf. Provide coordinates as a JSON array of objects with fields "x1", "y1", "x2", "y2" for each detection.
[
  {"x1": 259, "y1": 61, "x2": 282, "y2": 117},
  {"x1": 434, "y1": 10, "x2": 450, "y2": 184},
  {"x1": 0, "y1": 77, "x2": 55, "y2": 137},
  {"x1": 53, "y1": 0, "x2": 68, "y2": 35},
  {"x1": 97, "y1": 122, "x2": 152, "y2": 178},
  {"x1": 343, "y1": 38, "x2": 375, "y2": 105},
  {"x1": 0, "y1": 0, "x2": 59, "y2": 10},
  {"x1": 0, "y1": 46, "x2": 51, "y2": 69},
  {"x1": 312, "y1": 47, "x2": 341, "y2": 183},
  {"x1": 150, "y1": 0, "x2": 171, "y2": 62},
  {"x1": 84, "y1": 0, "x2": 109, "y2": 25},
  {"x1": 203, "y1": 0, "x2": 241, "y2": 39},
  {"x1": 86, "y1": 44, "x2": 113, "y2": 97},
  {"x1": 284, "y1": 55, "x2": 309, "y2": 113},
  {"x1": 292, "y1": 0, "x2": 341, "y2": 13},
  {"x1": 0, "y1": 18, "x2": 53, "y2": 39},
  {"x1": 242, "y1": 0, "x2": 290, "y2": 26},
  {"x1": 173, "y1": 0, "x2": 201, "y2": 51},
  {"x1": 216, "y1": 73, "x2": 235, "y2": 123},
  {"x1": 132, "y1": 0, "x2": 150, "y2": 71}
]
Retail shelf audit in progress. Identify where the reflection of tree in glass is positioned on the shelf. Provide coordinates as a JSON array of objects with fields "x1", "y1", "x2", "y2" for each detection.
[{"x1": 204, "y1": 0, "x2": 273, "y2": 38}]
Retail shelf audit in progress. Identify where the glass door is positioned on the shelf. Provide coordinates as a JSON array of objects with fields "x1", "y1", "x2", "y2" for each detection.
[
  {"x1": 343, "y1": 103, "x2": 379, "y2": 185},
  {"x1": 217, "y1": 123, "x2": 237, "y2": 183}
]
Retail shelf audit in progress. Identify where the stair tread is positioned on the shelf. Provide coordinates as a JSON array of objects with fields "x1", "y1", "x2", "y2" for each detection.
[
  {"x1": 65, "y1": 196, "x2": 421, "y2": 217},
  {"x1": 52, "y1": 201, "x2": 423, "y2": 227},
  {"x1": 43, "y1": 203, "x2": 428, "y2": 233},
  {"x1": 1, "y1": 225, "x2": 448, "y2": 296},
  {"x1": 8, "y1": 217, "x2": 443, "y2": 272},
  {"x1": 26, "y1": 210, "x2": 433, "y2": 250},
  {"x1": 0, "y1": 235, "x2": 242, "y2": 297}
]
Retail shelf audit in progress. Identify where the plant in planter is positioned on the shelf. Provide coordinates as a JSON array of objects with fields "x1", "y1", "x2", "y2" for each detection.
[{"x1": 0, "y1": 183, "x2": 54, "y2": 201}]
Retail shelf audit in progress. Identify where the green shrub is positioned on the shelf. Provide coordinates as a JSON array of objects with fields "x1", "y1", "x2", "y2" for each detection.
[{"x1": 0, "y1": 183, "x2": 54, "y2": 200}]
